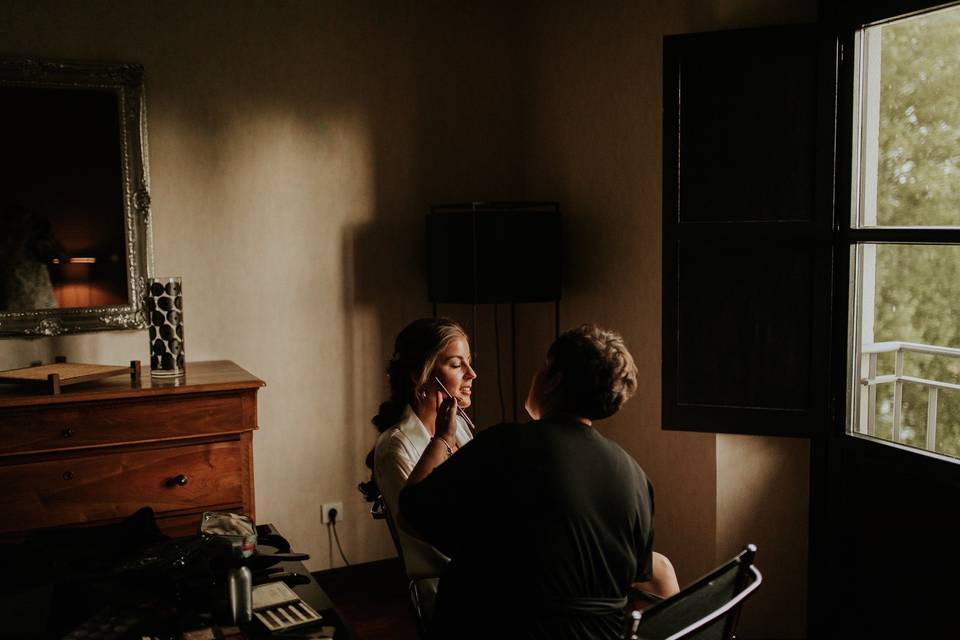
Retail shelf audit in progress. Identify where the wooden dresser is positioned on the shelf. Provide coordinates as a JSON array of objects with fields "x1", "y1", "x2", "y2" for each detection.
[{"x1": 0, "y1": 360, "x2": 264, "y2": 538}]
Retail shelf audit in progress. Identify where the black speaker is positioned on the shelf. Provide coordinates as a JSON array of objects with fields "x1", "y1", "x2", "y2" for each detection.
[{"x1": 426, "y1": 202, "x2": 562, "y2": 304}]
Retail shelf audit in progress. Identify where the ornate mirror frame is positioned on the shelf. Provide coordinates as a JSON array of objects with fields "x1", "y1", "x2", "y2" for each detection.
[{"x1": 0, "y1": 57, "x2": 153, "y2": 337}]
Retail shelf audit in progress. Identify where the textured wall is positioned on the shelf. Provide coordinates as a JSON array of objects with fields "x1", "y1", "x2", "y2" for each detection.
[
  {"x1": 518, "y1": 0, "x2": 720, "y2": 587},
  {"x1": 717, "y1": 435, "x2": 810, "y2": 638},
  {"x1": 0, "y1": 0, "x2": 526, "y2": 570},
  {"x1": 1, "y1": 1, "x2": 815, "y2": 637},
  {"x1": 519, "y1": 1, "x2": 816, "y2": 637}
]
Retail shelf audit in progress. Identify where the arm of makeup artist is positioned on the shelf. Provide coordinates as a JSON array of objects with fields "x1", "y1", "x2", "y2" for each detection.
[{"x1": 634, "y1": 552, "x2": 680, "y2": 602}]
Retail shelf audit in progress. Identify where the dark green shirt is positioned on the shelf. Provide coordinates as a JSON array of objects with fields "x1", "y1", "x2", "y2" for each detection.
[{"x1": 400, "y1": 419, "x2": 655, "y2": 639}]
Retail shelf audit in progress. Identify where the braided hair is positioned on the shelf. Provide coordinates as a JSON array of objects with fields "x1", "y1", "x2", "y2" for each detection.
[{"x1": 359, "y1": 317, "x2": 467, "y2": 502}]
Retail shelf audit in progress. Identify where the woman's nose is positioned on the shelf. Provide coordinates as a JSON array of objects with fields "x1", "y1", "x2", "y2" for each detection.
[{"x1": 465, "y1": 363, "x2": 477, "y2": 379}]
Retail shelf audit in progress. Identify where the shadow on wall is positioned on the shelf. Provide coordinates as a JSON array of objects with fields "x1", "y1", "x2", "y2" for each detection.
[
  {"x1": 0, "y1": 0, "x2": 525, "y2": 570},
  {"x1": 685, "y1": 0, "x2": 817, "y2": 30},
  {"x1": 144, "y1": 0, "x2": 527, "y2": 536},
  {"x1": 337, "y1": 0, "x2": 530, "y2": 521}
]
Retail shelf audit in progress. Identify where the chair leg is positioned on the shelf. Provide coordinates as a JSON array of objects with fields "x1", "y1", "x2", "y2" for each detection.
[
  {"x1": 625, "y1": 610, "x2": 642, "y2": 640},
  {"x1": 409, "y1": 579, "x2": 430, "y2": 640}
]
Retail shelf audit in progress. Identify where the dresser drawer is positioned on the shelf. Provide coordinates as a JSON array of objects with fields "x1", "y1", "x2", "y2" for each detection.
[
  {"x1": 0, "y1": 392, "x2": 253, "y2": 456},
  {"x1": 0, "y1": 440, "x2": 244, "y2": 534}
]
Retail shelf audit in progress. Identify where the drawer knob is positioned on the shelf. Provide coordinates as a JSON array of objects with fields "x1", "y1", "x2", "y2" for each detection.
[
  {"x1": 172, "y1": 474, "x2": 189, "y2": 487},
  {"x1": 62, "y1": 471, "x2": 74, "y2": 481},
  {"x1": 60, "y1": 428, "x2": 74, "y2": 438}
]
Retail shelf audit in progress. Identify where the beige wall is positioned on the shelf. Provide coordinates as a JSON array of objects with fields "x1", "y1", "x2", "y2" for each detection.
[
  {"x1": 716, "y1": 435, "x2": 810, "y2": 638},
  {"x1": 518, "y1": 1, "x2": 816, "y2": 638},
  {"x1": 2, "y1": 1, "x2": 815, "y2": 637},
  {"x1": 0, "y1": 0, "x2": 527, "y2": 569},
  {"x1": 519, "y1": 0, "x2": 721, "y2": 585}
]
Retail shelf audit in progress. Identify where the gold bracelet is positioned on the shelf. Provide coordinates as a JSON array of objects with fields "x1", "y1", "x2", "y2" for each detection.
[{"x1": 432, "y1": 436, "x2": 454, "y2": 457}]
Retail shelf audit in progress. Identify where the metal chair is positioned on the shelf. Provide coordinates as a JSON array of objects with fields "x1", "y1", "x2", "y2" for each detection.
[
  {"x1": 371, "y1": 495, "x2": 432, "y2": 639},
  {"x1": 626, "y1": 544, "x2": 762, "y2": 640}
]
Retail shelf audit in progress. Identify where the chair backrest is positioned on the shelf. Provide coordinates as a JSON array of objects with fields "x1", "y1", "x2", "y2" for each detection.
[
  {"x1": 627, "y1": 544, "x2": 762, "y2": 640},
  {"x1": 370, "y1": 494, "x2": 430, "y2": 639}
]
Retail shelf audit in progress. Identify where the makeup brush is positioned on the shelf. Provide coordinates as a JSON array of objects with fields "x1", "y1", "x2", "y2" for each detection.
[{"x1": 434, "y1": 376, "x2": 476, "y2": 432}]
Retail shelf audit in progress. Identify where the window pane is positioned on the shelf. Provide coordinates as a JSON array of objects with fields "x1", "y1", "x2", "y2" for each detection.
[
  {"x1": 850, "y1": 243, "x2": 960, "y2": 459},
  {"x1": 854, "y1": 5, "x2": 960, "y2": 228}
]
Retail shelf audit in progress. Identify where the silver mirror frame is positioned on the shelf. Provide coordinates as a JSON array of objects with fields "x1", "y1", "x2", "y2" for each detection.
[{"x1": 0, "y1": 57, "x2": 154, "y2": 337}]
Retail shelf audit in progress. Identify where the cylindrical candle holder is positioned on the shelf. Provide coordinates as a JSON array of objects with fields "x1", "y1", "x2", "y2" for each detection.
[{"x1": 146, "y1": 277, "x2": 185, "y2": 378}]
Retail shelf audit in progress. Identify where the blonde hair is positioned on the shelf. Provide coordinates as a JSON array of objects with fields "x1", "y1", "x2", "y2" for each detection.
[{"x1": 371, "y1": 317, "x2": 467, "y2": 431}]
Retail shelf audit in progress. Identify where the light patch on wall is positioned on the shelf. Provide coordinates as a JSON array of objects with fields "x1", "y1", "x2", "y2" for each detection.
[
  {"x1": 716, "y1": 434, "x2": 809, "y2": 639},
  {"x1": 147, "y1": 104, "x2": 395, "y2": 569}
]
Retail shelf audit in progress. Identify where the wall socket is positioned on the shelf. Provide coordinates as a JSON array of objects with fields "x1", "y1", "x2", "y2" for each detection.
[{"x1": 321, "y1": 501, "x2": 344, "y2": 524}]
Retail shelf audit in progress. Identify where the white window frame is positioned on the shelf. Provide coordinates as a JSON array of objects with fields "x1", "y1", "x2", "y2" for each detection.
[{"x1": 846, "y1": 8, "x2": 960, "y2": 463}]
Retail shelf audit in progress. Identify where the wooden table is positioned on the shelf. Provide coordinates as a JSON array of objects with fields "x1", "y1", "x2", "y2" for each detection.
[{"x1": 0, "y1": 360, "x2": 263, "y2": 538}]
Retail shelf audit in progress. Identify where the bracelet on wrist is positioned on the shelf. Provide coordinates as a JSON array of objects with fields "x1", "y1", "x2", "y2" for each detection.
[{"x1": 432, "y1": 436, "x2": 454, "y2": 457}]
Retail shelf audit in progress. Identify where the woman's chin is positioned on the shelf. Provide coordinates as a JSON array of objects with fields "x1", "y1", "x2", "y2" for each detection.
[{"x1": 456, "y1": 397, "x2": 472, "y2": 409}]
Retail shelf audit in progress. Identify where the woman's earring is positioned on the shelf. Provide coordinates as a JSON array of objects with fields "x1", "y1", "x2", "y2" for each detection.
[{"x1": 418, "y1": 389, "x2": 427, "y2": 400}]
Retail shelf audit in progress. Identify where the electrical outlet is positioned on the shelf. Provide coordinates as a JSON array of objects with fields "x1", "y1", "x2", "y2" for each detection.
[{"x1": 321, "y1": 501, "x2": 344, "y2": 524}]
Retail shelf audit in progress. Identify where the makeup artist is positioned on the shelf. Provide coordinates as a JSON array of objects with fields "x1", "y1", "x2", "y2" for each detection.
[
  {"x1": 400, "y1": 324, "x2": 678, "y2": 639},
  {"x1": 358, "y1": 317, "x2": 477, "y2": 624}
]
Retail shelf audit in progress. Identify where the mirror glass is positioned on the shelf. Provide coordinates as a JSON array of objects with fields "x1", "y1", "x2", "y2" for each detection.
[{"x1": 0, "y1": 58, "x2": 153, "y2": 336}]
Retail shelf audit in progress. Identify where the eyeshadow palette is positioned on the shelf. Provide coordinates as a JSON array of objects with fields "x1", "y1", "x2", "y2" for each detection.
[{"x1": 251, "y1": 581, "x2": 323, "y2": 633}]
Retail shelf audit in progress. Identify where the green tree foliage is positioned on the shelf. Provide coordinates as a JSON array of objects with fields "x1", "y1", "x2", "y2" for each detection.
[{"x1": 872, "y1": 8, "x2": 960, "y2": 456}]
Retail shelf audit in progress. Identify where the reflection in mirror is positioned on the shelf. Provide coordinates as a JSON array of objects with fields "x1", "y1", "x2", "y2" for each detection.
[
  {"x1": 0, "y1": 58, "x2": 153, "y2": 336},
  {"x1": 1, "y1": 87, "x2": 127, "y2": 311}
]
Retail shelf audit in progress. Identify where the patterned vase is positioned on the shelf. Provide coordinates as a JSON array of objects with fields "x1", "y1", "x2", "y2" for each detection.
[{"x1": 146, "y1": 277, "x2": 185, "y2": 377}]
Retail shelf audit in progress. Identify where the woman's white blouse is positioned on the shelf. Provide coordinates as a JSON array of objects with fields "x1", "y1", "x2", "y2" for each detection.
[{"x1": 373, "y1": 404, "x2": 473, "y2": 578}]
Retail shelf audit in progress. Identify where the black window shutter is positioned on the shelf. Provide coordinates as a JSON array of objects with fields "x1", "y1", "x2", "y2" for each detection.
[{"x1": 662, "y1": 24, "x2": 835, "y2": 437}]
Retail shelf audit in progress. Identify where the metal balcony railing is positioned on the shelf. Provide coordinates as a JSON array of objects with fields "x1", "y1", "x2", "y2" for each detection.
[{"x1": 859, "y1": 341, "x2": 960, "y2": 453}]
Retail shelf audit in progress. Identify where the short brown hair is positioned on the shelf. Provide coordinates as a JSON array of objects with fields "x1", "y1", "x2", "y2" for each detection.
[{"x1": 546, "y1": 324, "x2": 638, "y2": 420}]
